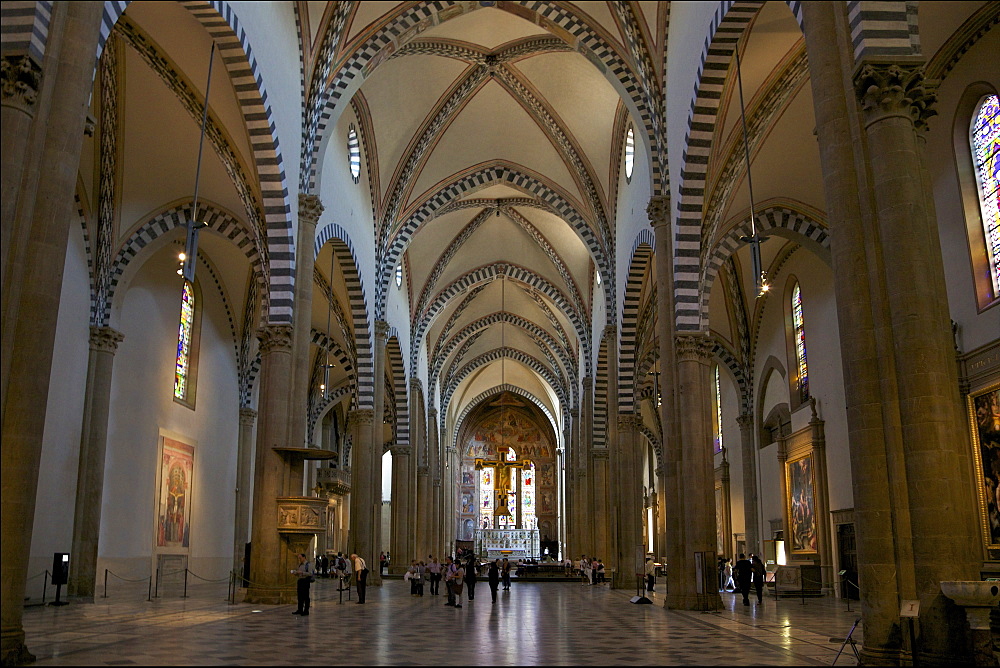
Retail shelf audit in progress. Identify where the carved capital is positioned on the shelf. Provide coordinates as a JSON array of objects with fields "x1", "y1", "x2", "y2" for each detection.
[
  {"x1": 84, "y1": 113, "x2": 96, "y2": 137},
  {"x1": 592, "y1": 449, "x2": 609, "y2": 460},
  {"x1": 1, "y1": 55, "x2": 42, "y2": 114},
  {"x1": 654, "y1": 464, "x2": 665, "y2": 478},
  {"x1": 853, "y1": 63, "x2": 937, "y2": 129},
  {"x1": 239, "y1": 407, "x2": 258, "y2": 426},
  {"x1": 618, "y1": 413, "x2": 640, "y2": 431},
  {"x1": 417, "y1": 465, "x2": 430, "y2": 476},
  {"x1": 674, "y1": 334, "x2": 714, "y2": 363},
  {"x1": 391, "y1": 445, "x2": 412, "y2": 457},
  {"x1": 736, "y1": 413, "x2": 754, "y2": 430},
  {"x1": 428, "y1": 407, "x2": 438, "y2": 417},
  {"x1": 568, "y1": 408, "x2": 579, "y2": 418},
  {"x1": 89, "y1": 326, "x2": 124, "y2": 354},
  {"x1": 409, "y1": 377, "x2": 422, "y2": 392},
  {"x1": 646, "y1": 195, "x2": 670, "y2": 227},
  {"x1": 297, "y1": 193, "x2": 324, "y2": 226},
  {"x1": 374, "y1": 319, "x2": 390, "y2": 340},
  {"x1": 603, "y1": 323, "x2": 617, "y2": 340},
  {"x1": 258, "y1": 325, "x2": 294, "y2": 354},
  {"x1": 348, "y1": 408, "x2": 375, "y2": 427}
]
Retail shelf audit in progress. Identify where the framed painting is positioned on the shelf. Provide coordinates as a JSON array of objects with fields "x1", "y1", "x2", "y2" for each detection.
[
  {"x1": 156, "y1": 436, "x2": 194, "y2": 550},
  {"x1": 969, "y1": 383, "x2": 1000, "y2": 555},
  {"x1": 786, "y1": 452, "x2": 818, "y2": 554}
]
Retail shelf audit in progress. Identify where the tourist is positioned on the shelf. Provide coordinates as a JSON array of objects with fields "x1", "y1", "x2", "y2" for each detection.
[
  {"x1": 733, "y1": 553, "x2": 753, "y2": 606},
  {"x1": 379, "y1": 551, "x2": 387, "y2": 575},
  {"x1": 466, "y1": 557, "x2": 478, "y2": 601},
  {"x1": 416, "y1": 560, "x2": 426, "y2": 596},
  {"x1": 722, "y1": 558, "x2": 734, "y2": 592},
  {"x1": 488, "y1": 559, "x2": 501, "y2": 603},
  {"x1": 751, "y1": 554, "x2": 767, "y2": 604},
  {"x1": 291, "y1": 552, "x2": 312, "y2": 616},
  {"x1": 501, "y1": 558, "x2": 512, "y2": 590},
  {"x1": 718, "y1": 556, "x2": 727, "y2": 591},
  {"x1": 450, "y1": 559, "x2": 465, "y2": 608},
  {"x1": 427, "y1": 556, "x2": 442, "y2": 595},
  {"x1": 406, "y1": 560, "x2": 420, "y2": 596},
  {"x1": 597, "y1": 559, "x2": 606, "y2": 583},
  {"x1": 591, "y1": 557, "x2": 599, "y2": 585},
  {"x1": 645, "y1": 557, "x2": 655, "y2": 592},
  {"x1": 443, "y1": 556, "x2": 457, "y2": 606},
  {"x1": 351, "y1": 553, "x2": 368, "y2": 604},
  {"x1": 583, "y1": 557, "x2": 592, "y2": 585}
]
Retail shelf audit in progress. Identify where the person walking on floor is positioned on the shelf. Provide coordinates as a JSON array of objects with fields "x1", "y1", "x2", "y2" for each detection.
[
  {"x1": 645, "y1": 557, "x2": 655, "y2": 592},
  {"x1": 501, "y1": 558, "x2": 511, "y2": 590},
  {"x1": 291, "y1": 552, "x2": 312, "y2": 616},
  {"x1": 379, "y1": 551, "x2": 387, "y2": 575},
  {"x1": 488, "y1": 559, "x2": 501, "y2": 603},
  {"x1": 466, "y1": 557, "x2": 478, "y2": 601},
  {"x1": 443, "y1": 556, "x2": 457, "y2": 606},
  {"x1": 351, "y1": 553, "x2": 368, "y2": 604},
  {"x1": 733, "y1": 553, "x2": 753, "y2": 606},
  {"x1": 722, "y1": 558, "x2": 735, "y2": 592},
  {"x1": 447, "y1": 560, "x2": 465, "y2": 608},
  {"x1": 751, "y1": 554, "x2": 767, "y2": 604},
  {"x1": 427, "y1": 556, "x2": 442, "y2": 595}
]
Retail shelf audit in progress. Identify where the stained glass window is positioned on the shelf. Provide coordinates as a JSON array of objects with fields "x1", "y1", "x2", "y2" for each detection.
[
  {"x1": 498, "y1": 447, "x2": 517, "y2": 529},
  {"x1": 972, "y1": 94, "x2": 1000, "y2": 298},
  {"x1": 522, "y1": 461, "x2": 537, "y2": 530},
  {"x1": 714, "y1": 365, "x2": 723, "y2": 454},
  {"x1": 624, "y1": 125, "x2": 635, "y2": 181},
  {"x1": 479, "y1": 467, "x2": 494, "y2": 530},
  {"x1": 348, "y1": 125, "x2": 361, "y2": 183},
  {"x1": 174, "y1": 280, "x2": 195, "y2": 401},
  {"x1": 395, "y1": 263, "x2": 402, "y2": 287},
  {"x1": 792, "y1": 282, "x2": 809, "y2": 402}
]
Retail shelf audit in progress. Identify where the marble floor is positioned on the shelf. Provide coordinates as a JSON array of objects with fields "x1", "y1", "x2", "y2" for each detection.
[{"x1": 20, "y1": 579, "x2": 863, "y2": 665}]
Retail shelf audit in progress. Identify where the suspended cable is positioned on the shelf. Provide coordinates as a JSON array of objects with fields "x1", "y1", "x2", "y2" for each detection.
[
  {"x1": 734, "y1": 46, "x2": 769, "y2": 297},
  {"x1": 181, "y1": 41, "x2": 216, "y2": 282}
]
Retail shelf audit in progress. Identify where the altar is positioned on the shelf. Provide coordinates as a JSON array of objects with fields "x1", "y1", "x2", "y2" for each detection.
[{"x1": 476, "y1": 529, "x2": 539, "y2": 560}]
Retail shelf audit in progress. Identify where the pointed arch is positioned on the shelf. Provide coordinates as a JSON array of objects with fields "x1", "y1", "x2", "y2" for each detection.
[
  {"x1": 386, "y1": 333, "x2": 408, "y2": 449},
  {"x1": 619, "y1": 233, "x2": 655, "y2": 414},
  {"x1": 452, "y1": 384, "x2": 560, "y2": 453},
  {"x1": 441, "y1": 348, "x2": 568, "y2": 419}
]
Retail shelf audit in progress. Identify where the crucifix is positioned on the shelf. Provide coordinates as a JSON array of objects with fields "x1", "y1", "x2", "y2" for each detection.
[{"x1": 475, "y1": 454, "x2": 530, "y2": 517}]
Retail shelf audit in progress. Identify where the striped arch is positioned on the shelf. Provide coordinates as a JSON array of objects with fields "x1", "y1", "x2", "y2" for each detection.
[
  {"x1": 713, "y1": 338, "x2": 751, "y2": 416},
  {"x1": 315, "y1": 222, "x2": 374, "y2": 410},
  {"x1": 846, "y1": 1, "x2": 921, "y2": 64},
  {"x1": 702, "y1": 205, "x2": 830, "y2": 330},
  {"x1": 618, "y1": 232, "x2": 655, "y2": 414},
  {"x1": 675, "y1": 0, "x2": 805, "y2": 332},
  {"x1": 452, "y1": 384, "x2": 560, "y2": 453},
  {"x1": 382, "y1": 163, "x2": 612, "y2": 319},
  {"x1": 307, "y1": 1, "x2": 659, "y2": 200},
  {"x1": 415, "y1": 262, "x2": 588, "y2": 374},
  {"x1": 1, "y1": 1, "x2": 52, "y2": 65},
  {"x1": 430, "y1": 311, "x2": 576, "y2": 390},
  {"x1": 103, "y1": 200, "x2": 264, "y2": 328},
  {"x1": 309, "y1": 382, "x2": 355, "y2": 443},
  {"x1": 97, "y1": 0, "x2": 294, "y2": 324},
  {"x1": 593, "y1": 332, "x2": 610, "y2": 449},
  {"x1": 386, "y1": 333, "x2": 409, "y2": 449},
  {"x1": 638, "y1": 422, "x2": 662, "y2": 470},
  {"x1": 307, "y1": 329, "x2": 356, "y2": 444},
  {"x1": 442, "y1": 347, "x2": 568, "y2": 419}
]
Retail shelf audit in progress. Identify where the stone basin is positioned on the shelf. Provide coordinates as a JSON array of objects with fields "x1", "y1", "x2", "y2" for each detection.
[{"x1": 940, "y1": 581, "x2": 1000, "y2": 609}]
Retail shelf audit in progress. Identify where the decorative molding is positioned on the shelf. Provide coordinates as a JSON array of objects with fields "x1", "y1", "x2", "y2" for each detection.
[
  {"x1": 297, "y1": 193, "x2": 324, "y2": 226},
  {"x1": 1, "y1": 55, "x2": 42, "y2": 113},
  {"x1": 276, "y1": 496, "x2": 327, "y2": 533},
  {"x1": 646, "y1": 195, "x2": 670, "y2": 227},
  {"x1": 348, "y1": 408, "x2": 375, "y2": 426},
  {"x1": 853, "y1": 63, "x2": 936, "y2": 129},
  {"x1": 258, "y1": 325, "x2": 294, "y2": 354},
  {"x1": 675, "y1": 334, "x2": 714, "y2": 362},
  {"x1": 88, "y1": 326, "x2": 125, "y2": 354},
  {"x1": 239, "y1": 407, "x2": 258, "y2": 425}
]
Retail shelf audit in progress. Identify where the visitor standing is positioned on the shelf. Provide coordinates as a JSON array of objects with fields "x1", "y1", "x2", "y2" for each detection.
[
  {"x1": 722, "y1": 558, "x2": 734, "y2": 592},
  {"x1": 645, "y1": 557, "x2": 655, "y2": 592},
  {"x1": 597, "y1": 559, "x2": 606, "y2": 583},
  {"x1": 291, "y1": 553, "x2": 312, "y2": 616},
  {"x1": 379, "y1": 551, "x2": 387, "y2": 575},
  {"x1": 443, "y1": 556, "x2": 457, "y2": 606},
  {"x1": 751, "y1": 554, "x2": 767, "y2": 604},
  {"x1": 428, "y1": 556, "x2": 442, "y2": 595},
  {"x1": 583, "y1": 557, "x2": 592, "y2": 586},
  {"x1": 466, "y1": 557, "x2": 478, "y2": 601},
  {"x1": 501, "y1": 558, "x2": 511, "y2": 590},
  {"x1": 733, "y1": 553, "x2": 753, "y2": 606},
  {"x1": 351, "y1": 553, "x2": 369, "y2": 604},
  {"x1": 407, "y1": 561, "x2": 420, "y2": 596},
  {"x1": 488, "y1": 559, "x2": 501, "y2": 603},
  {"x1": 416, "y1": 560, "x2": 426, "y2": 596},
  {"x1": 449, "y1": 560, "x2": 465, "y2": 608}
]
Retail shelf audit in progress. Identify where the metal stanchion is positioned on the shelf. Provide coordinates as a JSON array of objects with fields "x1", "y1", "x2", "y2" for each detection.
[
  {"x1": 42, "y1": 571, "x2": 49, "y2": 605},
  {"x1": 154, "y1": 567, "x2": 159, "y2": 598},
  {"x1": 182, "y1": 569, "x2": 189, "y2": 598},
  {"x1": 147, "y1": 575, "x2": 152, "y2": 602},
  {"x1": 102, "y1": 569, "x2": 109, "y2": 598}
]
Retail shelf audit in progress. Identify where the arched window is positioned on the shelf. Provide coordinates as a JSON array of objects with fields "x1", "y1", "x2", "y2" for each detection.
[
  {"x1": 347, "y1": 124, "x2": 361, "y2": 183},
  {"x1": 624, "y1": 125, "x2": 635, "y2": 182},
  {"x1": 395, "y1": 263, "x2": 403, "y2": 288},
  {"x1": 173, "y1": 279, "x2": 201, "y2": 407},
  {"x1": 791, "y1": 281, "x2": 809, "y2": 404},
  {"x1": 479, "y1": 466, "x2": 494, "y2": 530},
  {"x1": 521, "y1": 461, "x2": 537, "y2": 530},
  {"x1": 713, "y1": 364, "x2": 723, "y2": 454},
  {"x1": 498, "y1": 447, "x2": 517, "y2": 529},
  {"x1": 971, "y1": 94, "x2": 999, "y2": 301}
]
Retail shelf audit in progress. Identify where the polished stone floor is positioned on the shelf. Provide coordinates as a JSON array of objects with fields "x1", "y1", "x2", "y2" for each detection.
[{"x1": 21, "y1": 578, "x2": 862, "y2": 665}]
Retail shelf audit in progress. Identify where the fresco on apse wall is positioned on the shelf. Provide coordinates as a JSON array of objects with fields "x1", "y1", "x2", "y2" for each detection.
[
  {"x1": 157, "y1": 437, "x2": 194, "y2": 550},
  {"x1": 971, "y1": 384, "x2": 1000, "y2": 551},
  {"x1": 465, "y1": 412, "x2": 553, "y2": 459},
  {"x1": 786, "y1": 453, "x2": 817, "y2": 554}
]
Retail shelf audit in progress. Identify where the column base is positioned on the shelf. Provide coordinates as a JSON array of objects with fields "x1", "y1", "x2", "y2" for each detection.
[
  {"x1": 664, "y1": 592, "x2": 723, "y2": 611},
  {"x1": 1, "y1": 630, "x2": 35, "y2": 667},
  {"x1": 858, "y1": 645, "x2": 902, "y2": 666},
  {"x1": 243, "y1": 585, "x2": 296, "y2": 605}
]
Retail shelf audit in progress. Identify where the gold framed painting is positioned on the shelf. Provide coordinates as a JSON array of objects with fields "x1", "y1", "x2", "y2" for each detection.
[
  {"x1": 969, "y1": 382, "x2": 1000, "y2": 556},
  {"x1": 785, "y1": 452, "x2": 818, "y2": 554},
  {"x1": 156, "y1": 435, "x2": 194, "y2": 551}
]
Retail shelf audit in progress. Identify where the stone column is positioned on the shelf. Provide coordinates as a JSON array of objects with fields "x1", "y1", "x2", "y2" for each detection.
[
  {"x1": 370, "y1": 320, "x2": 389, "y2": 583},
  {"x1": 777, "y1": 436, "x2": 789, "y2": 542},
  {"x1": 389, "y1": 444, "x2": 411, "y2": 573},
  {"x1": 736, "y1": 414, "x2": 760, "y2": 556},
  {"x1": 443, "y1": 445, "x2": 457, "y2": 555},
  {"x1": 808, "y1": 400, "x2": 834, "y2": 593},
  {"x1": 347, "y1": 408, "x2": 375, "y2": 560},
  {"x1": 854, "y1": 61, "x2": 980, "y2": 662},
  {"x1": 427, "y1": 407, "x2": 440, "y2": 558},
  {"x1": 67, "y1": 326, "x2": 124, "y2": 598},
  {"x1": 564, "y1": 408, "x2": 578, "y2": 559},
  {"x1": 234, "y1": 407, "x2": 257, "y2": 574},
  {"x1": 595, "y1": 326, "x2": 616, "y2": 571},
  {"x1": 1, "y1": 4, "x2": 105, "y2": 664},
  {"x1": 654, "y1": 464, "x2": 667, "y2": 561},
  {"x1": 667, "y1": 334, "x2": 720, "y2": 611},
  {"x1": 718, "y1": 450, "x2": 732, "y2": 560},
  {"x1": 613, "y1": 414, "x2": 643, "y2": 589},
  {"x1": 801, "y1": 3, "x2": 910, "y2": 660},
  {"x1": 245, "y1": 325, "x2": 295, "y2": 604},
  {"x1": 287, "y1": 195, "x2": 322, "y2": 472},
  {"x1": 578, "y1": 380, "x2": 593, "y2": 557}
]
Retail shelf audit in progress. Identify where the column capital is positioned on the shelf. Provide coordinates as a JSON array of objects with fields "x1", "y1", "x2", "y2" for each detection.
[
  {"x1": 417, "y1": 465, "x2": 430, "y2": 476},
  {"x1": 297, "y1": 193, "x2": 324, "y2": 226},
  {"x1": 617, "y1": 413, "x2": 640, "y2": 430},
  {"x1": 88, "y1": 326, "x2": 124, "y2": 353},
  {"x1": 409, "y1": 377, "x2": 422, "y2": 392},
  {"x1": 258, "y1": 324, "x2": 294, "y2": 353},
  {"x1": 428, "y1": 407, "x2": 438, "y2": 417},
  {"x1": 592, "y1": 449, "x2": 609, "y2": 460},
  {"x1": 603, "y1": 323, "x2": 617, "y2": 340},
  {"x1": 348, "y1": 408, "x2": 375, "y2": 426},
  {"x1": 853, "y1": 63, "x2": 936, "y2": 129},
  {"x1": 239, "y1": 407, "x2": 258, "y2": 425},
  {"x1": 374, "y1": 319, "x2": 390, "y2": 340},
  {"x1": 736, "y1": 413, "x2": 754, "y2": 429},
  {"x1": 646, "y1": 195, "x2": 670, "y2": 227},
  {"x1": 654, "y1": 464, "x2": 665, "y2": 478},
  {"x1": 568, "y1": 408, "x2": 579, "y2": 418},
  {"x1": 1, "y1": 55, "x2": 43, "y2": 115},
  {"x1": 674, "y1": 333, "x2": 714, "y2": 363},
  {"x1": 582, "y1": 375, "x2": 594, "y2": 386}
]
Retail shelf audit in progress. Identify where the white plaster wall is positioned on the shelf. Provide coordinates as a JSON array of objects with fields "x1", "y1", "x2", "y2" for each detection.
[
  {"x1": 615, "y1": 122, "x2": 653, "y2": 328},
  {"x1": 28, "y1": 223, "x2": 92, "y2": 595},
  {"x1": 99, "y1": 247, "x2": 240, "y2": 580},
  {"x1": 716, "y1": 366, "x2": 745, "y2": 553}
]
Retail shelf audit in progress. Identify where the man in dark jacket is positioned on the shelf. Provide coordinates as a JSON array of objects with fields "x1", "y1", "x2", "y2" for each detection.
[{"x1": 733, "y1": 553, "x2": 753, "y2": 606}]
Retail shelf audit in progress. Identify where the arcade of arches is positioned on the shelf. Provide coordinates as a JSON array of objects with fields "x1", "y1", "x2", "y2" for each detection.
[{"x1": 1, "y1": 1, "x2": 998, "y2": 666}]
